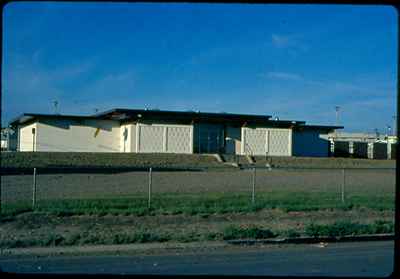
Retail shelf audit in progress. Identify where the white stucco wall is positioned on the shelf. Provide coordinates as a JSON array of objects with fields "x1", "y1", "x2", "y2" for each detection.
[
  {"x1": 120, "y1": 123, "x2": 136, "y2": 152},
  {"x1": 34, "y1": 118, "x2": 121, "y2": 152},
  {"x1": 19, "y1": 122, "x2": 38, "y2": 151}
]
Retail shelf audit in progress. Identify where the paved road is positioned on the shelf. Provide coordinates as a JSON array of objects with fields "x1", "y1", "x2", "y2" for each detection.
[{"x1": 0, "y1": 241, "x2": 394, "y2": 276}]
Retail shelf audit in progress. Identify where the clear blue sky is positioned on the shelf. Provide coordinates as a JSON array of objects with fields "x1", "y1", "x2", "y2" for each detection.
[{"x1": 2, "y1": 2, "x2": 398, "y2": 132}]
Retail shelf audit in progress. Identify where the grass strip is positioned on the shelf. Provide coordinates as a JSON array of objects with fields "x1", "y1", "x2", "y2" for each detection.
[
  {"x1": 0, "y1": 220, "x2": 394, "y2": 249},
  {"x1": 1, "y1": 192, "x2": 394, "y2": 217}
]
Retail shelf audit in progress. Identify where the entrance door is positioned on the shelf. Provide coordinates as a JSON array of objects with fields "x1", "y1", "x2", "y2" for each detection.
[{"x1": 198, "y1": 124, "x2": 223, "y2": 153}]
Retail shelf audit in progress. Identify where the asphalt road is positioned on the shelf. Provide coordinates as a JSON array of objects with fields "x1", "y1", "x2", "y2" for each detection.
[{"x1": 0, "y1": 241, "x2": 395, "y2": 276}]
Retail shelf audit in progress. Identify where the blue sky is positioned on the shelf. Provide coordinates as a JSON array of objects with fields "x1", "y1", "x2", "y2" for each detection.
[{"x1": 2, "y1": 2, "x2": 398, "y2": 132}]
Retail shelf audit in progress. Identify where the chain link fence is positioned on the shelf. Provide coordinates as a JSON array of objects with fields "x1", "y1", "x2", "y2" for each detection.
[{"x1": 0, "y1": 166, "x2": 396, "y2": 214}]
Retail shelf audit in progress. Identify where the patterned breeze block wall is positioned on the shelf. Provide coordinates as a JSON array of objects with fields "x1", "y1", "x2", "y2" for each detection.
[
  {"x1": 138, "y1": 124, "x2": 192, "y2": 153},
  {"x1": 268, "y1": 129, "x2": 290, "y2": 156},
  {"x1": 138, "y1": 125, "x2": 165, "y2": 152},
  {"x1": 166, "y1": 126, "x2": 192, "y2": 153}
]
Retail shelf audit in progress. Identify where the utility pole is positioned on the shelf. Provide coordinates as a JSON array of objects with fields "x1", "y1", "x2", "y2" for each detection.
[
  {"x1": 374, "y1": 128, "x2": 380, "y2": 140},
  {"x1": 335, "y1": 106, "x2": 340, "y2": 126},
  {"x1": 53, "y1": 100, "x2": 59, "y2": 114},
  {"x1": 393, "y1": 115, "x2": 396, "y2": 136},
  {"x1": 386, "y1": 125, "x2": 391, "y2": 137},
  {"x1": 334, "y1": 106, "x2": 340, "y2": 139}
]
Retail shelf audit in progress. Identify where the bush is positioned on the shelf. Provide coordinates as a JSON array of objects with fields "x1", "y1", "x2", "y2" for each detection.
[
  {"x1": 41, "y1": 233, "x2": 66, "y2": 246},
  {"x1": 222, "y1": 225, "x2": 275, "y2": 240},
  {"x1": 372, "y1": 220, "x2": 394, "y2": 234},
  {"x1": 305, "y1": 220, "x2": 395, "y2": 238},
  {"x1": 283, "y1": 229, "x2": 301, "y2": 238}
]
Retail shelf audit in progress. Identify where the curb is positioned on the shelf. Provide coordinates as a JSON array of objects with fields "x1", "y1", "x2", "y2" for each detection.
[
  {"x1": 0, "y1": 241, "x2": 229, "y2": 258},
  {"x1": 0, "y1": 235, "x2": 394, "y2": 258},
  {"x1": 226, "y1": 233, "x2": 395, "y2": 245}
]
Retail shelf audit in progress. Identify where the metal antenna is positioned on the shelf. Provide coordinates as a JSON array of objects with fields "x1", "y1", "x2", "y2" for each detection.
[
  {"x1": 335, "y1": 106, "x2": 340, "y2": 126},
  {"x1": 374, "y1": 128, "x2": 379, "y2": 139},
  {"x1": 53, "y1": 100, "x2": 59, "y2": 114},
  {"x1": 392, "y1": 115, "x2": 396, "y2": 136},
  {"x1": 386, "y1": 125, "x2": 391, "y2": 137},
  {"x1": 334, "y1": 106, "x2": 340, "y2": 139}
]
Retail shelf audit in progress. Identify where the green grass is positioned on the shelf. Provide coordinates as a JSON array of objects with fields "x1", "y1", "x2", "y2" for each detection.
[
  {"x1": 1, "y1": 191, "x2": 394, "y2": 217},
  {"x1": 304, "y1": 220, "x2": 394, "y2": 237},
  {"x1": 222, "y1": 225, "x2": 276, "y2": 240}
]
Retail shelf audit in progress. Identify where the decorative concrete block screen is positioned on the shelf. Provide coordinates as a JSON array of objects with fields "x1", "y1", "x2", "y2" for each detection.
[
  {"x1": 138, "y1": 125, "x2": 165, "y2": 152},
  {"x1": 268, "y1": 129, "x2": 290, "y2": 156},
  {"x1": 242, "y1": 128, "x2": 291, "y2": 156},
  {"x1": 166, "y1": 126, "x2": 192, "y2": 154},
  {"x1": 243, "y1": 128, "x2": 267, "y2": 155},
  {"x1": 138, "y1": 124, "x2": 192, "y2": 154}
]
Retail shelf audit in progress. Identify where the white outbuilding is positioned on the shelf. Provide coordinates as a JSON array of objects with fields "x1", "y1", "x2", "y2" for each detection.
[{"x1": 9, "y1": 108, "x2": 342, "y2": 157}]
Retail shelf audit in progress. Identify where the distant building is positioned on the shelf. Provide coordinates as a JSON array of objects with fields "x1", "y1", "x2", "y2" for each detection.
[
  {"x1": 9, "y1": 108, "x2": 342, "y2": 157},
  {"x1": 321, "y1": 131, "x2": 397, "y2": 159},
  {"x1": 1, "y1": 127, "x2": 17, "y2": 151},
  {"x1": 322, "y1": 132, "x2": 388, "y2": 143}
]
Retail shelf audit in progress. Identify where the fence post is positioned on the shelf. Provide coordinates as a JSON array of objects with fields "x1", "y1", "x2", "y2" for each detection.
[
  {"x1": 0, "y1": 171, "x2": 2, "y2": 214},
  {"x1": 148, "y1": 167, "x2": 152, "y2": 209},
  {"x1": 341, "y1": 168, "x2": 345, "y2": 203},
  {"x1": 252, "y1": 167, "x2": 256, "y2": 205},
  {"x1": 32, "y1": 167, "x2": 37, "y2": 209}
]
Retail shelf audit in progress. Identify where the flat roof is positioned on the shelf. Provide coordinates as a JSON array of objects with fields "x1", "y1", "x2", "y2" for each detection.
[
  {"x1": 295, "y1": 124, "x2": 344, "y2": 131},
  {"x1": 9, "y1": 108, "x2": 343, "y2": 130},
  {"x1": 9, "y1": 113, "x2": 97, "y2": 126},
  {"x1": 93, "y1": 108, "x2": 273, "y2": 124}
]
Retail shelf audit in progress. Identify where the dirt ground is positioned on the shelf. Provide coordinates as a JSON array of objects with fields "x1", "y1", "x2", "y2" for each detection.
[{"x1": 0, "y1": 208, "x2": 394, "y2": 249}]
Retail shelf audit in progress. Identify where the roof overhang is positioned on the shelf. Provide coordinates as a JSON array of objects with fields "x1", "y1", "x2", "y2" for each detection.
[
  {"x1": 93, "y1": 108, "x2": 273, "y2": 125},
  {"x1": 9, "y1": 113, "x2": 97, "y2": 127},
  {"x1": 8, "y1": 108, "x2": 345, "y2": 131},
  {"x1": 294, "y1": 124, "x2": 344, "y2": 133}
]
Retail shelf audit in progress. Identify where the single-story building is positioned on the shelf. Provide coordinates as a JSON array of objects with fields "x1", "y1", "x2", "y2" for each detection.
[{"x1": 9, "y1": 108, "x2": 343, "y2": 157}]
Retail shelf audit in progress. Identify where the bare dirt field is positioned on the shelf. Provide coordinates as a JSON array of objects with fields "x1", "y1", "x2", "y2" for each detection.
[{"x1": 0, "y1": 208, "x2": 394, "y2": 249}]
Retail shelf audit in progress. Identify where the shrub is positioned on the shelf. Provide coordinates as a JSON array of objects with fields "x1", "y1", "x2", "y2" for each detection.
[
  {"x1": 41, "y1": 233, "x2": 65, "y2": 246},
  {"x1": 222, "y1": 225, "x2": 275, "y2": 240},
  {"x1": 305, "y1": 220, "x2": 395, "y2": 238},
  {"x1": 372, "y1": 220, "x2": 394, "y2": 234},
  {"x1": 283, "y1": 229, "x2": 301, "y2": 238}
]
